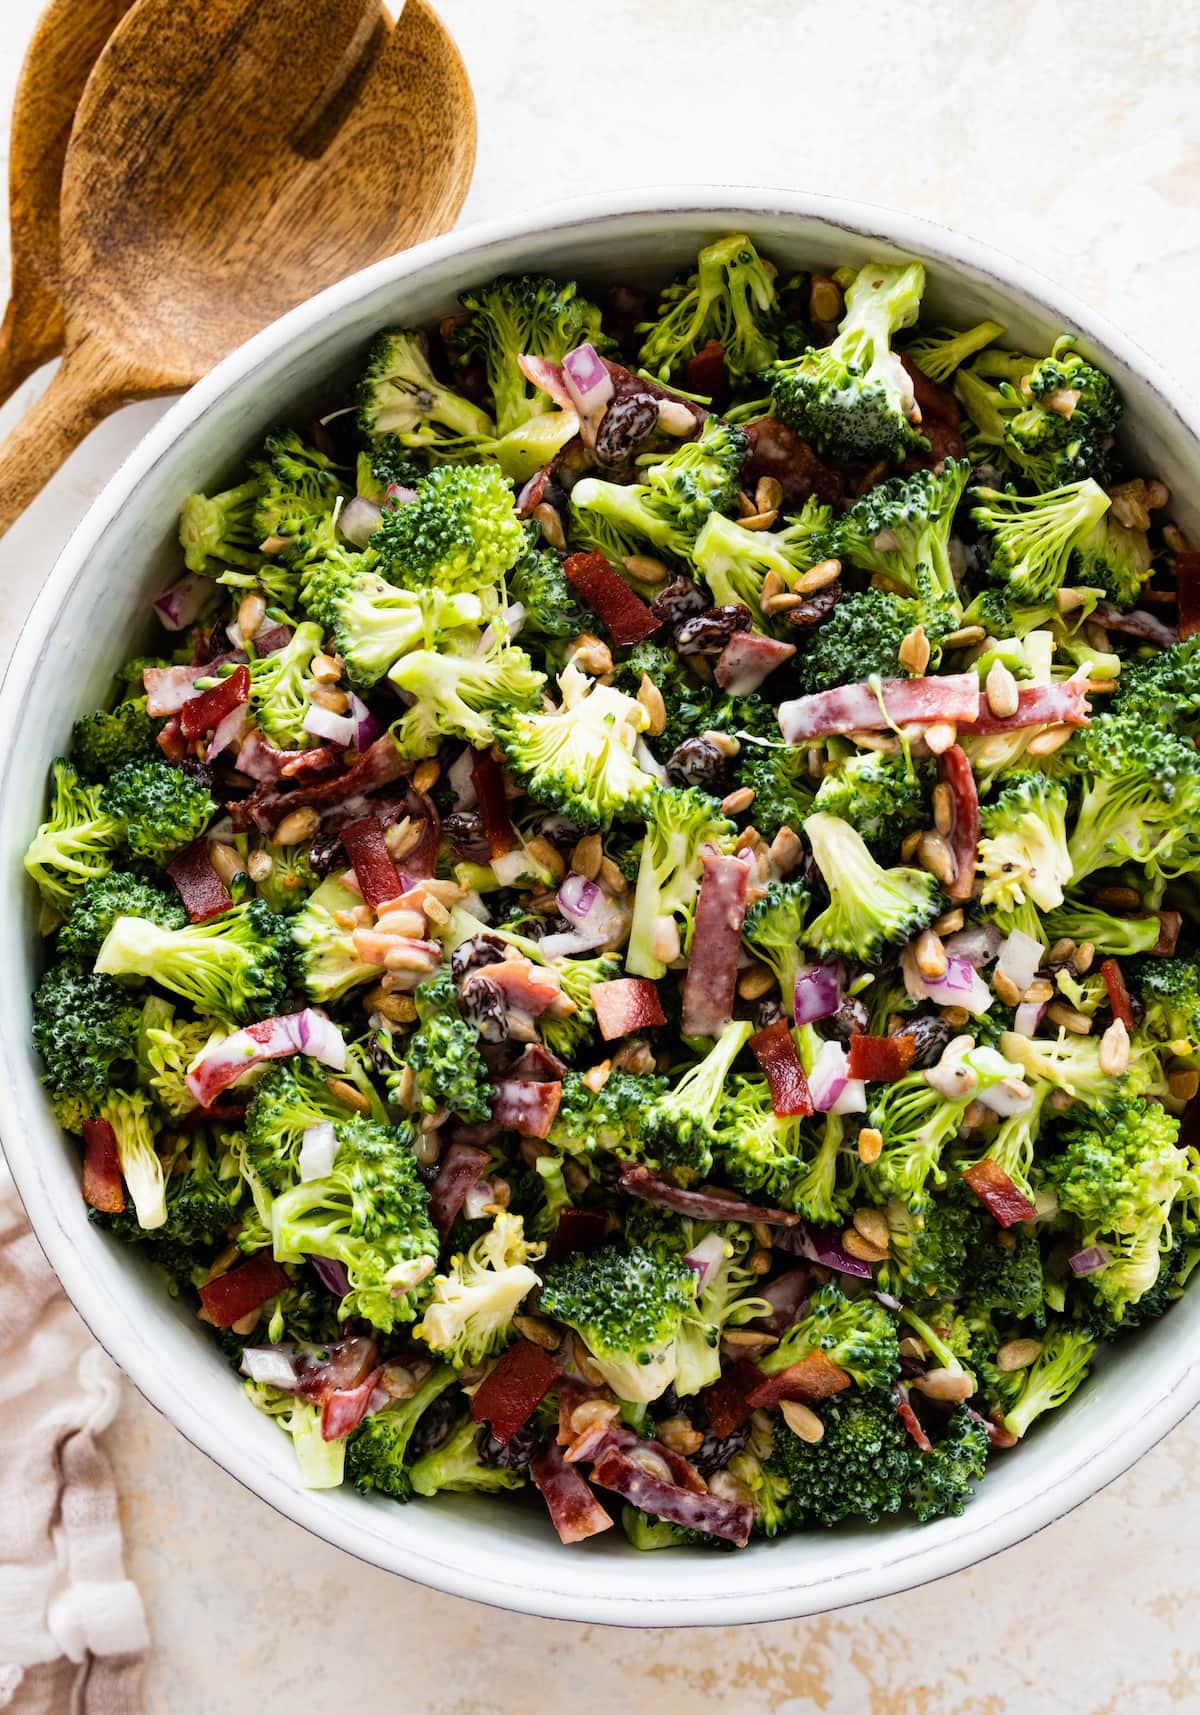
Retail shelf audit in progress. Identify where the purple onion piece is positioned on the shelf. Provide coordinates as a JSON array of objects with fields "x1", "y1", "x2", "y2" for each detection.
[
  {"x1": 778, "y1": 1222, "x2": 872, "y2": 1280},
  {"x1": 1068, "y1": 1245, "x2": 1110, "y2": 1276},
  {"x1": 308, "y1": 1256, "x2": 352, "y2": 1297},
  {"x1": 793, "y1": 959, "x2": 843, "y2": 1026},
  {"x1": 943, "y1": 924, "x2": 1004, "y2": 969},
  {"x1": 557, "y1": 872, "x2": 600, "y2": 924},
  {"x1": 153, "y1": 573, "x2": 216, "y2": 632},
  {"x1": 340, "y1": 495, "x2": 384, "y2": 548}
]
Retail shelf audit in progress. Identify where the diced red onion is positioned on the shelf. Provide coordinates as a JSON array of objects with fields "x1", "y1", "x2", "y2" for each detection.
[
  {"x1": 1069, "y1": 1244, "x2": 1110, "y2": 1276},
  {"x1": 561, "y1": 343, "x2": 614, "y2": 418},
  {"x1": 904, "y1": 954, "x2": 993, "y2": 1016},
  {"x1": 464, "y1": 1179, "x2": 498, "y2": 1221},
  {"x1": 808, "y1": 1038, "x2": 849, "y2": 1112},
  {"x1": 788, "y1": 1222, "x2": 872, "y2": 1279},
  {"x1": 385, "y1": 483, "x2": 417, "y2": 507},
  {"x1": 291, "y1": 1008, "x2": 348, "y2": 1070},
  {"x1": 996, "y1": 929, "x2": 1042, "y2": 998},
  {"x1": 830, "y1": 1077, "x2": 867, "y2": 1115},
  {"x1": 975, "y1": 1078, "x2": 1034, "y2": 1117},
  {"x1": 873, "y1": 1289, "x2": 902, "y2": 1310},
  {"x1": 538, "y1": 931, "x2": 604, "y2": 959},
  {"x1": 943, "y1": 924, "x2": 1004, "y2": 969},
  {"x1": 557, "y1": 872, "x2": 600, "y2": 924},
  {"x1": 447, "y1": 745, "x2": 478, "y2": 811},
  {"x1": 303, "y1": 701, "x2": 357, "y2": 747},
  {"x1": 239, "y1": 1346, "x2": 302, "y2": 1389},
  {"x1": 1013, "y1": 999, "x2": 1047, "y2": 1038},
  {"x1": 309, "y1": 1256, "x2": 352, "y2": 1298},
  {"x1": 793, "y1": 960, "x2": 843, "y2": 1025},
  {"x1": 299, "y1": 1120, "x2": 338, "y2": 1182},
  {"x1": 253, "y1": 623, "x2": 293, "y2": 657},
  {"x1": 207, "y1": 702, "x2": 248, "y2": 762},
  {"x1": 683, "y1": 1232, "x2": 727, "y2": 1289},
  {"x1": 345, "y1": 691, "x2": 383, "y2": 753},
  {"x1": 340, "y1": 496, "x2": 384, "y2": 547},
  {"x1": 153, "y1": 573, "x2": 215, "y2": 632}
]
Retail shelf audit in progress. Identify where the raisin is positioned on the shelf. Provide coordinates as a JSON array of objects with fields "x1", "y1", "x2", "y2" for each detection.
[
  {"x1": 451, "y1": 933, "x2": 508, "y2": 985},
  {"x1": 650, "y1": 576, "x2": 707, "y2": 636},
  {"x1": 824, "y1": 996, "x2": 870, "y2": 1041},
  {"x1": 691, "y1": 1418, "x2": 753, "y2": 1478},
  {"x1": 443, "y1": 810, "x2": 490, "y2": 863},
  {"x1": 889, "y1": 1012, "x2": 953, "y2": 1068},
  {"x1": 477, "y1": 1422, "x2": 539, "y2": 1470},
  {"x1": 674, "y1": 605, "x2": 752, "y2": 656},
  {"x1": 458, "y1": 971, "x2": 510, "y2": 1042},
  {"x1": 782, "y1": 583, "x2": 841, "y2": 629},
  {"x1": 665, "y1": 735, "x2": 730, "y2": 793},
  {"x1": 594, "y1": 392, "x2": 660, "y2": 466},
  {"x1": 408, "y1": 1393, "x2": 459, "y2": 1460}
]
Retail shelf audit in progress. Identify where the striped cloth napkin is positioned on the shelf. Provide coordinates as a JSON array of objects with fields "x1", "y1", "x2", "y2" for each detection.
[{"x1": 0, "y1": 1155, "x2": 147, "y2": 1713}]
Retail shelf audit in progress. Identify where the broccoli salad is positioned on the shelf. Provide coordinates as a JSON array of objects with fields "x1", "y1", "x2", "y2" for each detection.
[{"x1": 24, "y1": 236, "x2": 1200, "y2": 1551}]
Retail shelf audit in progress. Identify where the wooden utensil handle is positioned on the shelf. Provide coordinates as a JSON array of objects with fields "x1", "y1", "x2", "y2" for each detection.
[
  {"x1": 0, "y1": 300, "x2": 50, "y2": 411},
  {"x1": 0, "y1": 338, "x2": 128, "y2": 536}
]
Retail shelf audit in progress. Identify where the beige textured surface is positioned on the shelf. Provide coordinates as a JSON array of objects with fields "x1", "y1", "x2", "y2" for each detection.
[{"x1": 2, "y1": 0, "x2": 1200, "y2": 1705}]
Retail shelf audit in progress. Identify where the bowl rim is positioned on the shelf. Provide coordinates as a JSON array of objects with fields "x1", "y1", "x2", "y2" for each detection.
[{"x1": 4, "y1": 182, "x2": 1200, "y2": 1626}]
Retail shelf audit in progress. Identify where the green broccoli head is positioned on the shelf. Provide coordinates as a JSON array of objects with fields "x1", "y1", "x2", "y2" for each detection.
[
  {"x1": 246, "y1": 621, "x2": 324, "y2": 749},
  {"x1": 691, "y1": 498, "x2": 837, "y2": 622},
  {"x1": 244, "y1": 1054, "x2": 372, "y2": 1192},
  {"x1": 95, "y1": 898, "x2": 293, "y2": 1024},
  {"x1": 406, "y1": 966, "x2": 492, "y2": 1124},
  {"x1": 415, "y1": 1212, "x2": 544, "y2": 1366},
  {"x1": 793, "y1": 588, "x2": 914, "y2": 695},
  {"x1": 735, "y1": 741, "x2": 815, "y2": 841},
  {"x1": 1041, "y1": 897, "x2": 1161, "y2": 959},
  {"x1": 1134, "y1": 954, "x2": 1200, "y2": 1056},
  {"x1": 251, "y1": 428, "x2": 343, "y2": 563},
  {"x1": 178, "y1": 476, "x2": 261, "y2": 574},
  {"x1": 627, "y1": 786, "x2": 735, "y2": 979},
  {"x1": 538, "y1": 949, "x2": 622, "y2": 1060},
  {"x1": 389, "y1": 634, "x2": 545, "y2": 759},
  {"x1": 813, "y1": 750, "x2": 927, "y2": 852},
  {"x1": 345, "y1": 1361, "x2": 460, "y2": 1500},
  {"x1": 134, "y1": 998, "x2": 221, "y2": 1121},
  {"x1": 977, "y1": 773, "x2": 1073, "y2": 912},
  {"x1": 548, "y1": 1068, "x2": 668, "y2": 1162},
  {"x1": 1073, "y1": 508, "x2": 1152, "y2": 608},
  {"x1": 1001, "y1": 1323, "x2": 1096, "y2": 1439},
  {"x1": 1000, "y1": 336, "x2": 1122, "y2": 489},
  {"x1": 971, "y1": 479, "x2": 1111, "y2": 604},
  {"x1": 24, "y1": 758, "x2": 124, "y2": 914},
  {"x1": 1067, "y1": 711, "x2": 1200, "y2": 887},
  {"x1": 644, "y1": 1020, "x2": 754, "y2": 1183},
  {"x1": 508, "y1": 545, "x2": 590, "y2": 641},
  {"x1": 497, "y1": 660, "x2": 657, "y2": 829},
  {"x1": 613, "y1": 641, "x2": 720, "y2": 760},
  {"x1": 803, "y1": 812, "x2": 940, "y2": 963},
  {"x1": 374, "y1": 463, "x2": 526, "y2": 605},
  {"x1": 878, "y1": 1196, "x2": 980, "y2": 1300},
  {"x1": 71, "y1": 698, "x2": 159, "y2": 781},
  {"x1": 835, "y1": 459, "x2": 971, "y2": 601},
  {"x1": 105, "y1": 1128, "x2": 242, "y2": 1267},
  {"x1": 539, "y1": 1241, "x2": 696, "y2": 1404},
  {"x1": 742, "y1": 879, "x2": 810, "y2": 1007},
  {"x1": 458, "y1": 272, "x2": 611, "y2": 436},
  {"x1": 103, "y1": 759, "x2": 215, "y2": 862},
  {"x1": 903, "y1": 320, "x2": 1006, "y2": 387},
  {"x1": 1112, "y1": 635, "x2": 1200, "y2": 737},
  {"x1": 904, "y1": 1406, "x2": 989, "y2": 1522},
  {"x1": 766, "y1": 260, "x2": 927, "y2": 462},
  {"x1": 645, "y1": 417, "x2": 749, "y2": 532},
  {"x1": 638, "y1": 233, "x2": 783, "y2": 384},
  {"x1": 58, "y1": 870, "x2": 187, "y2": 959},
  {"x1": 962, "y1": 1230, "x2": 1045, "y2": 1323},
  {"x1": 356, "y1": 329, "x2": 495, "y2": 457},
  {"x1": 290, "y1": 873, "x2": 381, "y2": 1005},
  {"x1": 354, "y1": 436, "x2": 424, "y2": 504},
  {"x1": 765, "y1": 1388, "x2": 912, "y2": 1526},
  {"x1": 758, "y1": 1282, "x2": 901, "y2": 1389},
  {"x1": 409, "y1": 1415, "x2": 526, "y2": 1498},
  {"x1": 33, "y1": 960, "x2": 141, "y2": 1110}
]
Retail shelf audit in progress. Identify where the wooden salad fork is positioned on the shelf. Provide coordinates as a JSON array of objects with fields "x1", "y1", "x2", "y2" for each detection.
[{"x1": 0, "y1": 0, "x2": 476, "y2": 536}]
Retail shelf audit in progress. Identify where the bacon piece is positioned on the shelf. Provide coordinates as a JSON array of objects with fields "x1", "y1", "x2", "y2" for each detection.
[
  {"x1": 505, "y1": 1043, "x2": 568, "y2": 1082},
  {"x1": 1177, "y1": 552, "x2": 1200, "y2": 639},
  {"x1": 470, "y1": 748, "x2": 517, "y2": 859},
  {"x1": 471, "y1": 1338, "x2": 563, "y2": 1445},
  {"x1": 845, "y1": 1033, "x2": 916, "y2": 1083},
  {"x1": 198, "y1": 1253, "x2": 291, "y2": 1328},
  {"x1": 681, "y1": 853, "x2": 749, "y2": 1037},
  {"x1": 741, "y1": 416, "x2": 843, "y2": 508},
  {"x1": 491, "y1": 1079, "x2": 563, "y2": 1140},
  {"x1": 235, "y1": 730, "x2": 313, "y2": 782},
  {"x1": 545, "y1": 1206, "x2": 610, "y2": 1264},
  {"x1": 429, "y1": 1143, "x2": 489, "y2": 1240},
  {"x1": 937, "y1": 744, "x2": 981, "y2": 902},
  {"x1": 484, "y1": 961, "x2": 561, "y2": 1016},
  {"x1": 517, "y1": 353, "x2": 575, "y2": 414},
  {"x1": 185, "y1": 1009, "x2": 346, "y2": 1107},
  {"x1": 320, "y1": 1366, "x2": 385, "y2": 1442},
  {"x1": 714, "y1": 631, "x2": 797, "y2": 696},
  {"x1": 230, "y1": 733, "x2": 412, "y2": 834},
  {"x1": 600, "y1": 356, "x2": 707, "y2": 432},
  {"x1": 895, "y1": 1387, "x2": 934, "y2": 1453},
  {"x1": 352, "y1": 930, "x2": 441, "y2": 970},
  {"x1": 969, "y1": 680, "x2": 1090, "y2": 737},
  {"x1": 396, "y1": 786, "x2": 441, "y2": 879},
  {"x1": 1101, "y1": 957, "x2": 1135, "y2": 1029},
  {"x1": 176, "y1": 1102, "x2": 247, "y2": 1130},
  {"x1": 81, "y1": 1118, "x2": 124, "y2": 1213},
  {"x1": 620, "y1": 1164, "x2": 799, "y2": 1227},
  {"x1": 901, "y1": 357, "x2": 965, "y2": 467},
  {"x1": 778, "y1": 673, "x2": 981, "y2": 744},
  {"x1": 1093, "y1": 600, "x2": 1177, "y2": 648},
  {"x1": 590, "y1": 976, "x2": 666, "y2": 1041},
  {"x1": 291, "y1": 1337, "x2": 377, "y2": 1403},
  {"x1": 686, "y1": 340, "x2": 726, "y2": 401},
  {"x1": 167, "y1": 841, "x2": 232, "y2": 922},
  {"x1": 157, "y1": 716, "x2": 188, "y2": 763},
  {"x1": 591, "y1": 1446, "x2": 753, "y2": 1548},
  {"x1": 700, "y1": 1360, "x2": 765, "y2": 1439},
  {"x1": 749, "y1": 1020, "x2": 813, "y2": 1116},
  {"x1": 179, "y1": 664, "x2": 250, "y2": 740},
  {"x1": 253, "y1": 621, "x2": 293, "y2": 656},
  {"x1": 1150, "y1": 912, "x2": 1182, "y2": 958},
  {"x1": 339, "y1": 815, "x2": 403, "y2": 908},
  {"x1": 144, "y1": 663, "x2": 204, "y2": 716},
  {"x1": 745, "y1": 1351, "x2": 852, "y2": 1409},
  {"x1": 516, "y1": 463, "x2": 553, "y2": 519},
  {"x1": 961, "y1": 1158, "x2": 1037, "y2": 1227},
  {"x1": 986, "y1": 1410, "x2": 1019, "y2": 1450},
  {"x1": 281, "y1": 743, "x2": 344, "y2": 783},
  {"x1": 556, "y1": 1377, "x2": 603, "y2": 1445},
  {"x1": 564, "y1": 552, "x2": 661, "y2": 646},
  {"x1": 530, "y1": 1440, "x2": 614, "y2": 1544}
]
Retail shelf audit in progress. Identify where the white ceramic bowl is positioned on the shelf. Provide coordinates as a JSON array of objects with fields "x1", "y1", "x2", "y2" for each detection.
[{"x1": 4, "y1": 187, "x2": 1199, "y2": 1627}]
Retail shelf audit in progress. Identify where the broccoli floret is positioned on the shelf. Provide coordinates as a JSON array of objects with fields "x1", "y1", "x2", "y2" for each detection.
[
  {"x1": 569, "y1": 420, "x2": 748, "y2": 566},
  {"x1": 970, "y1": 480, "x2": 1111, "y2": 604},
  {"x1": 1112, "y1": 635, "x2": 1200, "y2": 737},
  {"x1": 24, "y1": 759, "x2": 123, "y2": 913},
  {"x1": 613, "y1": 641, "x2": 720, "y2": 760},
  {"x1": 742, "y1": 880, "x2": 810, "y2": 1009},
  {"x1": 405, "y1": 967, "x2": 492, "y2": 1123},
  {"x1": 675, "y1": 1226, "x2": 770, "y2": 1395},
  {"x1": 644, "y1": 418, "x2": 749, "y2": 532},
  {"x1": 1001, "y1": 336, "x2": 1122, "y2": 489},
  {"x1": 356, "y1": 329, "x2": 495, "y2": 458},
  {"x1": 1041, "y1": 897, "x2": 1162, "y2": 958},
  {"x1": 727, "y1": 1451, "x2": 792, "y2": 1539},
  {"x1": 508, "y1": 545, "x2": 590, "y2": 641},
  {"x1": 244, "y1": 1053, "x2": 378, "y2": 1191},
  {"x1": 244, "y1": 622, "x2": 323, "y2": 749},
  {"x1": 538, "y1": 949, "x2": 622, "y2": 1060},
  {"x1": 548, "y1": 1069, "x2": 667, "y2": 1162},
  {"x1": 178, "y1": 475, "x2": 261, "y2": 574},
  {"x1": 638, "y1": 234, "x2": 783, "y2": 384},
  {"x1": 711, "y1": 1079, "x2": 852, "y2": 1223},
  {"x1": 32, "y1": 961, "x2": 141, "y2": 1115},
  {"x1": 290, "y1": 873, "x2": 381, "y2": 1005},
  {"x1": 374, "y1": 463, "x2": 526, "y2": 606},
  {"x1": 58, "y1": 870, "x2": 186, "y2": 959},
  {"x1": 813, "y1": 750, "x2": 927, "y2": 852},
  {"x1": 963, "y1": 1229, "x2": 1045, "y2": 1322},
  {"x1": 345, "y1": 1361, "x2": 459, "y2": 1499},
  {"x1": 691, "y1": 497, "x2": 836, "y2": 623},
  {"x1": 878, "y1": 1196, "x2": 980, "y2": 1301},
  {"x1": 803, "y1": 812, "x2": 940, "y2": 963},
  {"x1": 95, "y1": 898, "x2": 293, "y2": 1023},
  {"x1": 1134, "y1": 954, "x2": 1200, "y2": 1056},
  {"x1": 103, "y1": 758, "x2": 215, "y2": 862},
  {"x1": 835, "y1": 459, "x2": 971, "y2": 603},
  {"x1": 271, "y1": 1116, "x2": 437, "y2": 1330},
  {"x1": 498, "y1": 660, "x2": 658, "y2": 829},
  {"x1": 904, "y1": 1406, "x2": 989, "y2": 1521},
  {"x1": 305, "y1": 556, "x2": 483, "y2": 691},
  {"x1": 792, "y1": 588, "x2": 912, "y2": 694},
  {"x1": 758, "y1": 1282, "x2": 900, "y2": 1389},
  {"x1": 1000, "y1": 1027, "x2": 1161, "y2": 1109},
  {"x1": 953, "y1": 350, "x2": 1032, "y2": 470},
  {"x1": 959, "y1": 1077, "x2": 1048, "y2": 1213},
  {"x1": 1073, "y1": 508, "x2": 1152, "y2": 608},
  {"x1": 977, "y1": 774, "x2": 1073, "y2": 912},
  {"x1": 244, "y1": 1383, "x2": 346, "y2": 1489},
  {"x1": 1047, "y1": 1097, "x2": 1194, "y2": 1324},
  {"x1": 627, "y1": 788, "x2": 735, "y2": 979},
  {"x1": 1066, "y1": 711, "x2": 1200, "y2": 888},
  {"x1": 109, "y1": 1127, "x2": 242, "y2": 1258},
  {"x1": 764, "y1": 260, "x2": 927, "y2": 462},
  {"x1": 1001, "y1": 1323, "x2": 1096, "y2": 1439},
  {"x1": 71, "y1": 698, "x2": 159, "y2": 780},
  {"x1": 459, "y1": 272, "x2": 611, "y2": 436},
  {"x1": 644, "y1": 1020, "x2": 753, "y2": 1182},
  {"x1": 135, "y1": 997, "x2": 220, "y2": 1120},
  {"x1": 903, "y1": 320, "x2": 1007, "y2": 386},
  {"x1": 735, "y1": 741, "x2": 815, "y2": 840},
  {"x1": 243, "y1": 839, "x2": 319, "y2": 915},
  {"x1": 867, "y1": 1054, "x2": 1013, "y2": 1211},
  {"x1": 415, "y1": 1211, "x2": 543, "y2": 1365},
  {"x1": 354, "y1": 436, "x2": 424, "y2": 504},
  {"x1": 765, "y1": 1389, "x2": 912, "y2": 1526},
  {"x1": 539, "y1": 1241, "x2": 696, "y2": 1405},
  {"x1": 251, "y1": 428, "x2": 343, "y2": 563},
  {"x1": 409, "y1": 1415, "x2": 526, "y2": 1497},
  {"x1": 389, "y1": 634, "x2": 545, "y2": 759},
  {"x1": 1077, "y1": 1229, "x2": 1194, "y2": 1340}
]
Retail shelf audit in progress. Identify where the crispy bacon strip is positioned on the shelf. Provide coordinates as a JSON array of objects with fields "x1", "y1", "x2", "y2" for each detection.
[
  {"x1": 681, "y1": 853, "x2": 749, "y2": 1037},
  {"x1": 745, "y1": 1351, "x2": 852, "y2": 1408},
  {"x1": 590, "y1": 976, "x2": 666, "y2": 1041},
  {"x1": 686, "y1": 340, "x2": 726, "y2": 400},
  {"x1": 144, "y1": 664, "x2": 204, "y2": 716},
  {"x1": 179, "y1": 664, "x2": 250, "y2": 739},
  {"x1": 490, "y1": 1079, "x2": 563, "y2": 1140},
  {"x1": 961, "y1": 1159, "x2": 1037, "y2": 1227},
  {"x1": 320, "y1": 1367, "x2": 384, "y2": 1442},
  {"x1": 895, "y1": 1386, "x2": 934, "y2": 1453},
  {"x1": 198, "y1": 1253, "x2": 291, "y2": 1328},
  {"x1": 591, "y1": 1446, "x2": 753, "y2": 1548},
  {"x1": 470, "y1": 748, "x2": 518, "y2": 859},
  {"x1": 1101, "y1": 957, "x2": 1135, "y2": 1029},
  {"x1": 229, "y1": 733, "x2": 412, "y2": 834},
  {"x1": 429, "y1": 1143, "x2": 489, "y2": 1240},
  {"x1": 845, "y1": 1033, "x2": 917, "y2": 1082},
  {"x1": 700, "y1": 1360, "x2": 765, "y2": 1439},
  {"x1": 82, "y1": 1118, "x2": 124, "y2": 1213},
  {"x1": 564, "y1": 552, "x2": 661, "y2": 646},
  {"x1": 749, "y1": 1020, "x2": 813, "y2": 1116},
  {"x1": 545, "y1": 1206, "x2": 610, "y2": 1264},
  {"x1": 339, "y1": 815, "x2": 403, "y2": 908},
  {"x1": 969, "y1": 680, "x2": 1090, "y2": 737},
  {"x1": 777, "y1": 673, "x2": 980, "y2": 744},
  {"x1": 166, "y1": 841, "x2": 232, "y2": 922},
  {"x1": 715, "y1": 631, "x2": 796, "y2": 696},
  {"x1": 530, "y1": 1440, "x2": 614, "y2": 1544},
  {"x1": 741, "y1": 416, "x2": 843, "y2": 508},
  {"x1": 470, "y1": 1339, "x2": 562, "y2": 1445},
  {"x1": 620, "y1": 1164, "x2": 799, "y2": 1227},
  {"x1": 937, "y1": 744, "x2": 980, "y2": 903}
]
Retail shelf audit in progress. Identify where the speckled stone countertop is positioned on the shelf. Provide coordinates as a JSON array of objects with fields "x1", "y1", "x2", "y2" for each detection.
[{"x1": 3, "y1": 1, "x2": 1200, "y2": 1706}]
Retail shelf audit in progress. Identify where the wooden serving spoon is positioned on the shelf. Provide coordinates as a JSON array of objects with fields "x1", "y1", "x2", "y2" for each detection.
[
  {"x1": 0, "y1": 0, "x2": 135, "y2": 406},
  {"x1": 0, "y1": 0, "x2": 476, "y2": 535}
]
